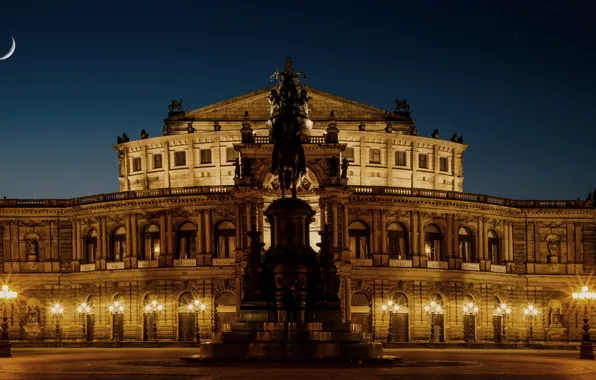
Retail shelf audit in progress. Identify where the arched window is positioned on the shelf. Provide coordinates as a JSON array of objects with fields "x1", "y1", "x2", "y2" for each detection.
[
  {"x1": 177, "y1": 222, "x2": 197, "y2": 260},
  {"x1": 110, "y1": 226, "x2": 126, "y2": 262},
  {"x1": 215, "y1": 291, "x2": 236, "y2": 333},
  {"x1": 351, "y1": 292, "x2": 372, "y2": 334},
  {"x1": 84, "y1": 229, "x2": 97, "y2": 264},
  {"x1": 458, "y1": 227, "x2": 475, "y2": 263},
  {"x1": 142, "y1": 224, "x2": 160, "y2": 261},
  {"x1": 387, "y1": 223, "x2": 409, "y2": 259},
  {"x1": 179, "y1": 292, "x2": 194, "y2": 310},
  {"x1": 349, "y1": 221, "x2": 370, "y2": 259},
  {"x1": 488, "y1": 230, "x2": 501, "y2": 265},
  {"x1": 214, "y1": 221, "x2": 236, "y2": 259},
  {"x1": 424, "y1": 224, "x2": 443, "y2": 261}
]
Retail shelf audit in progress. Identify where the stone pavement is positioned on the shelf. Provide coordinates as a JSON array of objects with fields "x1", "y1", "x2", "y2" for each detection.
[{"x1": 1, "y1": 347, "x2": 596, "y2": 379}]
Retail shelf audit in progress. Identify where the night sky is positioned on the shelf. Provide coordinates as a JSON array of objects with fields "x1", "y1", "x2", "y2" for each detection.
[{"x1": 0, "y1": 1, "x2": 594, "y2": 200}]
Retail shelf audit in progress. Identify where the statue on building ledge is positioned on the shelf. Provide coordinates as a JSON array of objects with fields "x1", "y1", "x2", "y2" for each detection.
[
  {"x1": 393, "y1": 99, "x2": 410, "y2": 114},
  {"x1": 187, "y1": 122, "x2": 195, "y2": 133},
  {"x1": 117, "y1": 133, "x2": 129, "y2": 144},
  {"x1": 162, "y1": 124, "x2": 172, "y2": 136},
  {"x1": 141, "y1": 129, "x2": 149, "y2": 139},
  {"x1": 268, "y1": 57, "x2": 311, "y2": 199},
  {"x1": 168, "y1": 99, "x2": 185, "y2": 115},
  {"x1": 431, "y1": 129, "x2": 440, "y2": 139}
]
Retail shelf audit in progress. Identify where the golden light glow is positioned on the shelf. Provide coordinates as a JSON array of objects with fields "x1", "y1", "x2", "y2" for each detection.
[
  {"x1": 0, "y1": 284, "x2": 17, "y2": 300},
  {"x1": 572, "y1": 286, "x2": 596, "y2": 301},
  {"x1": 145, "y1": 299, "x2": 164, "y2": 313},
  {"x1": 50, "y1": 303, "x2": 64, "y2": 315},
  {"x1": 424, "y1": 300, "x2": 443, "y2": 314},
  {"x1": 523, "y1": 304, "x2": 538, "y2": 316},
  {"x1": 77, "y1": 302, "x2": 91, "y2": 314},
  {"x1": 496, "y1": 303, "x2": 512, "y2": 315},
  {"x1": 108, "y1": 300, "x2": 125, "y2": 314},
  {"x1": 463, "y1": 302, "x2": 479, "y2": 315}
]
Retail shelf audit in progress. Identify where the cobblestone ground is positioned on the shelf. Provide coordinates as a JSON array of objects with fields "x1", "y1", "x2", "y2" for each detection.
[{"x1": 1, "y1": 348, "x2": 596, "y2": 379}]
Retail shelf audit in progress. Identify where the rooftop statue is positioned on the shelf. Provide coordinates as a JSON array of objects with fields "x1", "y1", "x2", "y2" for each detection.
[
  {"x1": 168, "y1": 98, "x2": 185, "y2": 114},
  {"x1": 268, "y1": 57, "x2": 311, "y2": 199}
]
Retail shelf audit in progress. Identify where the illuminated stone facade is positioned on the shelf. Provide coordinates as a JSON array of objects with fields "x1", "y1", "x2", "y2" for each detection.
[{"x1": 0, "y1": 86, "x2": 595, "y2": 345}]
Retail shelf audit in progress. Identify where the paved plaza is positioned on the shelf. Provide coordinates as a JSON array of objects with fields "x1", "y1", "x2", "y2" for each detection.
[{"x1": 1, "y1": 348, "x2": 596, "y2": 379}]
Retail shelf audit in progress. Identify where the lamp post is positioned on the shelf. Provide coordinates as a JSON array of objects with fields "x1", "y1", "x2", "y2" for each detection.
[
  {"x1": 144, "y1": 300, "x2": 163, "y2": 342},
  {"x1": 380, "y1": 300, "x2": 400, "y2": 343},
  {"x1": 77, "y1": 302, "x2": 92, "y2": 341},
  {"x1": 0, "y1": 284, "x2": 18, "y2": 357},
  {"x1": 424, "y1": 301, "x2": 444, "y2": 343},
  {"x1": 463, "y1": 302, "x2": 479, "y2": 343},
  {"x1": 523, "y1": 304, "x2": 538, "y2": 344},
  {"x1": 495, "y1": 303, "x2": 512, "y2": 343},
  {"x1": 572, "y1": 286, "x2": 596, "y2": 360},
  {"x1": 50, "y1": 303, "x2": 64, "y2": 342},
  {"x1": 108, "y1": 301, "x2": 125, "y2": 342},
  {"x1": 187, "y1": 299, "x2": 207, "y2": 343}
]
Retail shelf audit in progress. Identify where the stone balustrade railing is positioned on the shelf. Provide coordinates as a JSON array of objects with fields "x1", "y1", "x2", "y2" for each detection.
[
  {"x1": 0, "y1": 186, "x2": 235, "y2": 208},
  {"x1": 349, "y1": 186, "x2": 593, "y2": 209},
  {"x1": 251, "y1": 135, "x2": 327, "y2": 144},
  {"x1": 0, "y1": 185, "x2": 591, "y2": 209}
]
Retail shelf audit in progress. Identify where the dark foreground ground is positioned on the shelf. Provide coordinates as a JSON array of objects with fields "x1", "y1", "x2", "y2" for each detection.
[{"x1": 1, "y1": 347, "x2": 596, "y2": 379}]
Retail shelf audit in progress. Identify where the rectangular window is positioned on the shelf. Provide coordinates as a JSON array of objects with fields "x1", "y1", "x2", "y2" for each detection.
[
  {"x1": 153, "y1": 154, "x2": 163, "y2": 169},
  {"x1": 395, "y1": 151, "x2": 407, "y2": 166},
  {"x1": 440, "y1": 157, "x2": 448, "y2": 172},
  {"x1": 174, "y1": 151, "x2": 186, "y2": 166},
  {"x1": 369, "y1": 148, "x2": 381, "y2": 164},
  {"x1": 226, "y1": 147, "x2": 236, "y2": 162},
  {"x1": 132, "y1": 157, "x2": 142, "y2": 172},
  {"x1": 344, "y1": 147, "x2": 354, "y2": 162},
  {"x1": 419, "y1": 154, "x2": 428, "y2": 169},
  {"x1": 200, "y1": 149, "x2": 212, "y2": 164}
]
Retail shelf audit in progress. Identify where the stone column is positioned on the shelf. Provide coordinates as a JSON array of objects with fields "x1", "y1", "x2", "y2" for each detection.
[
  {"x1": 124, "y1": 215, "x2": 132, "y2": 269},
  {"x1": 371, "y1": 209, "x2": 378, "y2": 255},
  {"x1": 411, "y1": 211, "x2": 418, "y2": 256},
  {"x1": 197, "y1": 210, "x2": 204, "y2": 254},
  {"x1": 159, "y1": 214, "x2": 166, "y2": 266},
  {"x1": 508, "y1": 223, "x2": 514, "y2": 262},
  {"x1": 345, "y1": 277, "x2": 352, "y2": 322},
  {"x1": 380, "y1": 211, "x2": 387, "y2": 253},
  {"x1": 132, "y1": 213, "x2": 138, "y2": 258},
  {"x1": 342, "y1": 204, "x2": 349, "y2": 251},
  {"x1": 332, "y1": 203, "x2": 339, "y2": 249},
  {"x1": 166, "y1": 212, "x2": 174, "y2": 257},
  {"x1": 234, "y1": 204, "x2": 242, "y2": 254},
  {"x1": 257, "y1": 203, "x2": 264, "y2": 234},
  {"x1": 188, "y1": 137, "x2": 195, "y2": 185},
  {"x1": 163, "y1": 142, "x2": 171, "y2": 188},
  {"x1": 319, "y1": 200, "x2": 326, "y2": 231},
  {"x1": 235, "y1": 275, "x2": 242, "y2": 320},
  {"x1": 76, "y1": 222, "x2": 82, "y2": 261},
  {"x1": 204, "y1": 210, "x2": 212, "y2": 255}
]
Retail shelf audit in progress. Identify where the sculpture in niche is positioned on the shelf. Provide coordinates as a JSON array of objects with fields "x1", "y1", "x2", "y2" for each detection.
[
  {"x1": 341, "y1": 157, "x2": 349, "y2": 180},
  {"x1": 26, "y1": 305, "x2": 39, "y2": 325},
  {"x1": 26, "y1": 239, "x2": 39, "y2": 262},
  {"x1": 546, "y1": 236, "x2": 561, "y2": 263}
]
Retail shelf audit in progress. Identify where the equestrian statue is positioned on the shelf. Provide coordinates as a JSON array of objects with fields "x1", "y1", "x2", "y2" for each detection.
[{"x1": 267, "y1": 57, "x2": 311, "y2": 199}]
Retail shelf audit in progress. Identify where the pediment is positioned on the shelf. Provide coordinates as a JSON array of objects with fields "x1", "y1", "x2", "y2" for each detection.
[{"x1": 168, "y1": 86, "x2": 412, "y2": 123}]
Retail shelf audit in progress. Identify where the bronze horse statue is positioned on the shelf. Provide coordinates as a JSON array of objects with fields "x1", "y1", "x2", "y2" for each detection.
[{"x1": 269, "y1": 57, "x2": 309, "y2": 199}]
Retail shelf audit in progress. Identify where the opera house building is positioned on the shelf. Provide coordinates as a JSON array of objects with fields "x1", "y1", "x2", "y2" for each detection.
[{"x1": 1, "y1": 84, "x2": 594, "y2": 345}]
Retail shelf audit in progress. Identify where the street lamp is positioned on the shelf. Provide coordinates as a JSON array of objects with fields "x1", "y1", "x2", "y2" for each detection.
[
  {"x1": 424, "y1": 301, "x2": 444, "y2": 343},
  {"x1": 77, "y1": 302, "x2": 92, "y2": 341},
  {"x1": 108, "y1": 301, "x2": 125, "y2": 342},
  {"x1": 572, "y1": 285, "x2": 596, "y2": 360},
  {"x1": 0, "y1": 284, "x2": 17, "y2": 357},
  {"x1": 463, "y1": 302, "x2": 479, "y2": 343},
  {"x1": 144, "y1": 300, "x2": 163, "y2": 342},
  {"x1": 380, "y1": 300, "x2": 400, "y2": 343},
  {"x1": 50, "y1": 303, "x2": 64, "y2": 342},
  {"x1": 495, "y1": 303, "x2": 512, "y2": 342},
  {"x1": 523, "y1": 304, "x2": 539, "y2": 344},
  {"x1": 187, "y1": 299, "x2": 207, "y2": 343}
]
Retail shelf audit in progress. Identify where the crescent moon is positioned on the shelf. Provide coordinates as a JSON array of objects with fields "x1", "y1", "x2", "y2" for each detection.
[{"x1": 0, "y1": 37, "x2": 16, "y2": 61}]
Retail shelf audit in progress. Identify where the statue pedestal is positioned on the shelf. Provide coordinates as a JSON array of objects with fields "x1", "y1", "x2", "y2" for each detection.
[
  {"x1": 547, "y1": 324, "x2": 568, "y2": 342},
  {"x1": 0, "y1": 341, "x2": 11, "y2": 357},
  {"x1": 23, "y1": 324, "x2": 42, "y2": 340},
  {"x1": 412, "y1": 255, "x2": 427, "y2": 268},
  {"x1": 372, "y1": 254, "x2": 389, "y2": 267}
]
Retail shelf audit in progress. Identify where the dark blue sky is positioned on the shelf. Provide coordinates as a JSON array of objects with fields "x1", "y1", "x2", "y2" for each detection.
[{"x1": 0, "y1": 0, "x2": 594, "y2": 200}]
